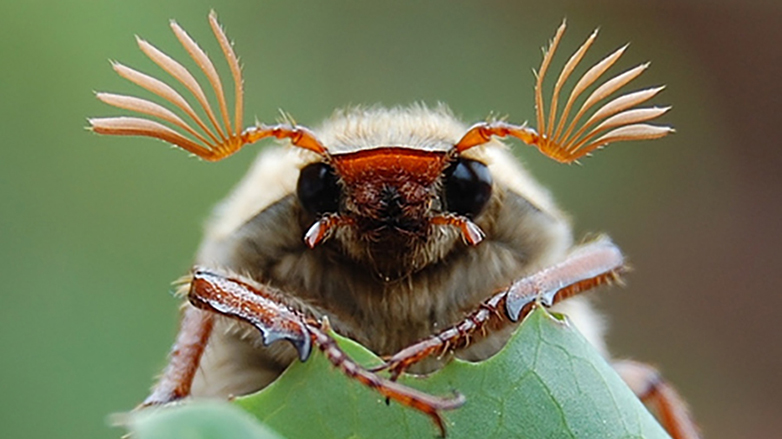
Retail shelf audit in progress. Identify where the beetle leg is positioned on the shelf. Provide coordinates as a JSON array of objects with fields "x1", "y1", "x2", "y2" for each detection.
[
  {"x1": 187, "y1": 268, "x2": 464, "y2": 437},
  {"x1": 188, "y1": 268, "x2": 314, "y2": 360},
  {"x1": 141, "y1": 305, "x2": 214, "y2": 407},
  {"x1": 375, "y1": 236, "x2": 625, "y2": 379},
  {"x1": 613, "y1": 360, "x2": 702, "y2": 439}
]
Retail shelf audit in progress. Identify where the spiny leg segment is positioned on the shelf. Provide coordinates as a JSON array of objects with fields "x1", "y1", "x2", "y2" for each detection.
[
  {"x1": 374, "y1": 237, "x2": 625, "y2": 379},
  {"x1": 187, "y1": 269, "x2": 465, "y2": 437},
  {"x1": 455, "y1": 21, "x2": 672, "y2": 162}
]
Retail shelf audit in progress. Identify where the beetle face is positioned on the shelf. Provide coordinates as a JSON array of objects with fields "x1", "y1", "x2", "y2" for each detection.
[
  {"x1": 334, "y1": 148, "x2": 448, "y2": 246},
  {"x1": 296, "y1": 146, "x2": 468, "y2": 278}
]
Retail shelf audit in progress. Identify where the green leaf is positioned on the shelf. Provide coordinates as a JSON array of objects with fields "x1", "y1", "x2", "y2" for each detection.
[
  {"x1": 235, "y1": 308, "x2": 671, "y2": 439},
  {"x1": 129, "y1": 400, "x2": 286, "y2": 439}
]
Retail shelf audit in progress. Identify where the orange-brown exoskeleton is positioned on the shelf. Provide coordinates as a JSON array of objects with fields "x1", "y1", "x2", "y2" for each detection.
[{"x1": 91, "y1": 11, "x2": 699, "y2": 438}]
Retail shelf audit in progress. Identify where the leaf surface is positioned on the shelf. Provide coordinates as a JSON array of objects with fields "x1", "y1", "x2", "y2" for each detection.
[
  {"x1": 234, "y1": 308, "x2": 671, "y2": 439},
  {"x1": 130, "y1": 400, "x2": 285, "y2": 439}
]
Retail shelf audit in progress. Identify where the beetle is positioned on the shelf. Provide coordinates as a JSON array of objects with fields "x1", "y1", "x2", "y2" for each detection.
[{"x1": 90, "y1": 11, "x2": 699, "y2": 438}]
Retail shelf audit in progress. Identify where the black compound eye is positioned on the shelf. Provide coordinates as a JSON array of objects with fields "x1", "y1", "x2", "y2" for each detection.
[
  {"x1": 443, "y1": 158, "x2": 493, "y2": 218},
  {"x1": 297, "y1": 162, "x2": 340, "y2": 215}
]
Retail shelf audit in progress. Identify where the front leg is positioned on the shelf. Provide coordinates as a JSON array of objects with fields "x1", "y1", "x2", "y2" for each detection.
[
  {"x1": 375, "y1": 237, "x2": 701, "y2": 439},
  {"x1": 375, "y1": 237, "x2": 625, "y2": 379},
  {"x1": 186, "y1": 268, "x2": 464, "y2": 437}
]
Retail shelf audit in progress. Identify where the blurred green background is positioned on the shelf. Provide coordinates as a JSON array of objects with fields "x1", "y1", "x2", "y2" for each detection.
[{"x1": 1, "y1": 1, "x2": 780, "y2": 438}]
